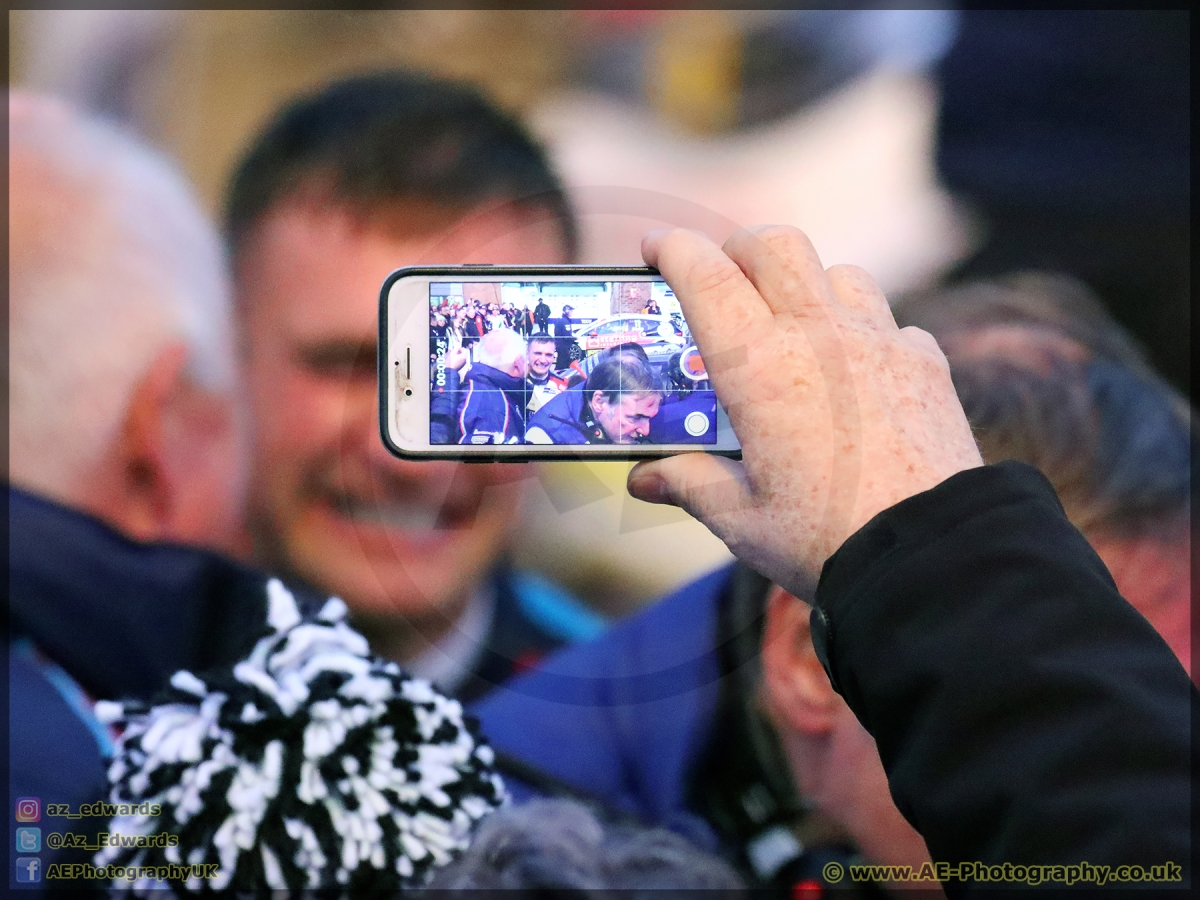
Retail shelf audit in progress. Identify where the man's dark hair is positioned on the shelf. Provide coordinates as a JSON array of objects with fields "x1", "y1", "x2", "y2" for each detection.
[
  {"x1": 894, "y1": 272, "x2": 1155, "y2": 378},
  {"x1": 603, "y1": 342, "x2": 651, "y2": 363},
  {"x1": 225, "y1": 70, "x2": 578, "y2": 261},
  {"x1": 894, "y1": 272, "x2": 1193, "y2": 539},
  {"x1": 585, "y1": 353, "x2": 661, "y2": 403},
  {"x1": 528, "y1": 332, "x2": 556, "y2": 349}
]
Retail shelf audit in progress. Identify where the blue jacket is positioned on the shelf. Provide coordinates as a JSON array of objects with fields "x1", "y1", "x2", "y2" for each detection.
[
  {"x1": 456, "y1": 363, "x2": 526, "y2": 445},
  {"x1": 471, "y1": 464, "x2": 1193, "y2": 892},
  {"x1": 525, "y1": 388, "x2": 607, "y2": 444},
  {"x1": 453, "y1": 566, "x2": 608, "y2": 703},
  {"x1": 648, "y1": 390, "x2": 719, "y2": 444},
  {"x1": 470, "y1": 564, "x2": 817, "y2": 886},
  {"x1": 7, "y1": 488, "x2": 290, "y2": 892},
  {"x1": 471, "y1": 565, "x2": 734, "y2": 843},
  {"x1": 8, "y1": 487, "x2": 606, "y2": 889}
]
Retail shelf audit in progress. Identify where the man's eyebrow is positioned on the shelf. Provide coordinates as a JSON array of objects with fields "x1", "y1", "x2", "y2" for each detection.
[{"x1": 294, "y1": 339, "x2": 377, "y2": 370}]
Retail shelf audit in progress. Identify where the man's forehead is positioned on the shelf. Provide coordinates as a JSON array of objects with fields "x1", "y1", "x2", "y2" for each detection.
[
  {"x1": 234, "y1": 205, "x2": 409, "y2": 341},
  {"x1": 623, "y1": 392, "x2": 661, "y2": 410},
  {"x1": 236, "y1": 199, "x2": 567, "y2": 341},
  {"x1": 239, "y1": 196, "x2": 566, "y2": 266}
]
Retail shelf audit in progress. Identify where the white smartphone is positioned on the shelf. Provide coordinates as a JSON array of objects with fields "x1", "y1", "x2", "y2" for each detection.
[{"x1": 379, "y1": 266, "x2": 742, "y2": 460}]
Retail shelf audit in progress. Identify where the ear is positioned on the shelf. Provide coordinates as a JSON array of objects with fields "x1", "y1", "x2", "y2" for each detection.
[
  {"x1": 761, "y1": 584, "x2": 840, "y2": 735},
  {"x1": 85, "y1": 343, "x2": 247, "y2": 551},
  {"x1": 97, "y1": 343, "x2": 191, "y2": 542}
]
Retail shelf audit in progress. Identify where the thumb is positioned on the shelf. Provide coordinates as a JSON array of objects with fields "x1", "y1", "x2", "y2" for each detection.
[{"x1": 628, "y1": 454, "x2": 753, "y2": 523}]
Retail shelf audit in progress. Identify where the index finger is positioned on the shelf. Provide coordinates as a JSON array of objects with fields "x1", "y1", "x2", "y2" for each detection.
[{"x1": 642, "y1": 228, "x2": 774, "y2": 364}]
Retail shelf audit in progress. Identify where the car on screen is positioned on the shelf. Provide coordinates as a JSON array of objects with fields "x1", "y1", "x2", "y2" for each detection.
[{"x1": 570, "y1": 314, "x2": 685, "y2": 363}]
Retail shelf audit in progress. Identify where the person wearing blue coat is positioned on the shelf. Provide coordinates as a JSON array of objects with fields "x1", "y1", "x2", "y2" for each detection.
[
  {"x1": 8, "y1": 488, "x2": 305, "y2": 892},
  {"x1": 432, "y1": 330, "x2": 530, "y2": 445},
  {"x1": 471, "y1": 224, "x2": 1193, "y2": 897},
  {"x1": 456, "y1": 362, "x2": 527, "y2": 445},
  {"x1": 525, "y1": 352, "x2": 663, "y2": 445}
]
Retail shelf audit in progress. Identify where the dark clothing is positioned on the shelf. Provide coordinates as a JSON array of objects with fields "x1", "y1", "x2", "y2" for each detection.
[
  {"x1": 553, "y1": 315, "x2": 576, "y2": 369},
  {"x1": 8, "y1": 490, "x2": 287, "y2": 785},
  {"x1": 473, "y1": 462, "x2": 1192, "y2": 891},
  {"x1": 936, "y1": 11, "x2": 1190, "y2": 395},
  {"x1": 533, "y1": 301, "x2": 551, "y2": 333},
  {"x1": 811, "y1": 462, "x2": 1191, "y2": 883},
  {"x1": 519, "y1": 309, "x2": 537, "y2": 337},
  {"x1": 7, "y1": 488, "x2": 296, "y2": 892},
  {"x1": 456, "y1": 363, "x2": 526, "y2": 444},
  {"x1": 525, "y1": 387, "x2": 608, "y2": 445},
  {"x1": 464, "y1": 314, "x2": 488, "y2": 347},
  {"x1": 7, "y1": 487, "x2": 605, "y2": 891},
  {"x1": 937, "y1": 12, "x2": 1187, "y2": 217}
]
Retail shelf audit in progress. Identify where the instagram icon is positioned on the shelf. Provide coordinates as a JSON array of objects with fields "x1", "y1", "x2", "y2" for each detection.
[{"x1": 14, "y1": 798, "x2": 40, "y2": 823}]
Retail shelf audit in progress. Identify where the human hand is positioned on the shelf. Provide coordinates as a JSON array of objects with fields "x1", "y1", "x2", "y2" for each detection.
[
  {"x1": 628, "y1": 226, "x2": 982, "y2": 598},
  {"x1": 445, "y1": 347, "x2": 469, "y2": 372}
]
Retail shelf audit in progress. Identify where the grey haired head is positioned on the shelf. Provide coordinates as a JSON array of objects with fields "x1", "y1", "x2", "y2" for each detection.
[{"x1": 426, "y1": 797, "x2": 745, "y2": 895}]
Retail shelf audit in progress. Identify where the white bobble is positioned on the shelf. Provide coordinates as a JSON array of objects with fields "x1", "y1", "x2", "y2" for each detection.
[
  {"x1": 318, "y1": 596, "x2": 349, "y2": 622},
  {"x1": 170, "y1": 670, "x2": 208, "y2": 697},
  {"x1": 94, "y1": 700, "x2": 125, "y2": 725},
  {"x1": 266, "y1": 578, "x2": 303, "y2": 632}
]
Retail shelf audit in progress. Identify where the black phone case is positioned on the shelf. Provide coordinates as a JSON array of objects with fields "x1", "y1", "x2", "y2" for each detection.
[{"x1": 378, "y1": 265, "x2": 742, "y2": 462}]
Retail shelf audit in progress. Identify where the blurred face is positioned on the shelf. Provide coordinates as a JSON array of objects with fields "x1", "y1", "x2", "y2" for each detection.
[
  {"x1": 528, "y1": 341, "x2": 556, "y2": 377},
  {"x1": 761, "y1": 589, "x2": 935, "y2": 881},
  {"x1": 157, "y1": 377, "x2": 251, "y2": 554},
  {"x1": 9, "y1": 122, "x2": 249, "y2": 556},
  {"x1": 591, "y1": 391, "x2": 661, "y2": 443},
  {"x1": 236, "y1": 200, "x2": 567, "y2": 629}
]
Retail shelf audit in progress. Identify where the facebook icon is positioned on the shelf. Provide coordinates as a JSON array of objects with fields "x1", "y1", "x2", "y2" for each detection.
[{"x1": 15, "y1": 857, "x2": 41, "y2": 883}]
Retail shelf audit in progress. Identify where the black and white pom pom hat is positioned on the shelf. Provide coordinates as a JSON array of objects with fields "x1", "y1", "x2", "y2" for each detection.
[{"x1": 95, "y1": 579, "x2": 507, "y2": 894}]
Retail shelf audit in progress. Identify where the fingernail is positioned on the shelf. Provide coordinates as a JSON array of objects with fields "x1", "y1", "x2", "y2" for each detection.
[{"x1": 628, "y1": 471, "x2": 668, "y2": 505}]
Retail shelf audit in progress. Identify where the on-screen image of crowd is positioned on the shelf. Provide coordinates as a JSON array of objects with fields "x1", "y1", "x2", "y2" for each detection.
[{"x1": 429, "y1": 281, "x2": 718, "y2": 446}]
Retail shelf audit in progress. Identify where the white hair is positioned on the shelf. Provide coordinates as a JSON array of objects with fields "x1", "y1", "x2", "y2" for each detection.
[
  {"x1": 426, "y1": 798, "x2": 745, "y2": 891},
  {"x1": 476, "y1": 327, "x2": 527, "y2": 371},
  {"x1": 9, "y1": 91, "x2": 235, "y2": 500}
]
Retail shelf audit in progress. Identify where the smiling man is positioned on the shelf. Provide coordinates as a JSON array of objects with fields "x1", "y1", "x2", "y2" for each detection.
[
  {"x1": 525, "y1": 352, "x2": 663, "y2": 444},
  {"x1": 524, "y1": 332, "x2": 565, "y2": 415},
  {"x1": 226, "y1": 72, "x2": 603, "y2": 699}
]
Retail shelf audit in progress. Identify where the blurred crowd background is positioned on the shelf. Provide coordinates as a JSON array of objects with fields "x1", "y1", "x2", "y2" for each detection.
[{"x1": 9, "y1": 9, "x2": 1189, "y2": 614}]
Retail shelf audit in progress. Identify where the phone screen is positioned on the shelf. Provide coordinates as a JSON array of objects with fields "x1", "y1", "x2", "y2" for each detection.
[{"x1": 428, "y1": 280, "x2": 718, "y2": 447}]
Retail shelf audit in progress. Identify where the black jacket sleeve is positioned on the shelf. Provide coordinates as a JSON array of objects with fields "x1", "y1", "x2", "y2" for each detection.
[{"x1": 811, "y1": 462, "x2": 1192, "y2": 881}]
